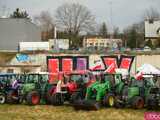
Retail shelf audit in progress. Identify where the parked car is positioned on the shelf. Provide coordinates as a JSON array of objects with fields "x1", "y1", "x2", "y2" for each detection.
[{"x1": 143, "y1": 46, "x2": 151, "y2": 51}]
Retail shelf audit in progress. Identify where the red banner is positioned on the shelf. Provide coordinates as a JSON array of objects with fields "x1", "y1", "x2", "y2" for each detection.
[
  {"x1": 103, "y1": 57, "x2": 118, "y2": 73},
  {"x1": 62, "y1": 58, "x2": 73, "y2": 72},
  {"x1": 119, "y1": 58, "x2": 132, "y2": 70},
  {"x1": 48, "y1": 59, "x2": 59, "y2": 83}
]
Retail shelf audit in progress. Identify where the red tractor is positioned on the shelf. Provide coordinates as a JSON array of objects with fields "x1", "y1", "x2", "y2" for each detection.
[{"x1": 48, "y1": 70, "x2": 96, "y2": 105}]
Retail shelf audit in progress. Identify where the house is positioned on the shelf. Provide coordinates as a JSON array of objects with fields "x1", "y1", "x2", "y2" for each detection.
[
  {"x1": 49, "y1": 39, "x2": 69, "y2": 50},
  {"x1": 0, "y1": 18, "x2": 41, "y2": 50},
  {"x1": 83, "y1": 37, "x2": 122, "y2": 49},
  {"x1": 145, "y1": 19, "x2": 160, "y2": 45}
]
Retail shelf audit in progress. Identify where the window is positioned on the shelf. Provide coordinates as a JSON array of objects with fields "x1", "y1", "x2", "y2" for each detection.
[
  {"x1": 106, "y1": 43, "x2": 110, "y2": 46},
  {"x1": 95, "y1": 43, "x2": 98, "y2": 46},
  {"x1": 89, "y1": 43, "x2": 93, "y2": 46},
  {"x1": 7, "y1": 69, "x2": 14, "y2": 73},
  {"x1": 149, "y1": 19, "x2": 153, "y2": 24},
  {"x1": 100, "y1": 43, "x2": 104, "y2": 46}
]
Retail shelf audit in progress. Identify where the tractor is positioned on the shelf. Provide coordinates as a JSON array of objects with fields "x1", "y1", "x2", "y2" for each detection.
[
  {"x1": 72, "y1": 73, "x2": 122, "y2": 110},
  {"x1": 115, "y1": 74, "x2": 160, "y2": 109},
  {"x1": 49, "y1": 70, "x2": 96, "y2": 105},
  {"x1": 6, "y1": 72, "x2": 53, "y2": 105},
  {"x1": 0, "y1": 73, "x2": 19, "y2": 104}
]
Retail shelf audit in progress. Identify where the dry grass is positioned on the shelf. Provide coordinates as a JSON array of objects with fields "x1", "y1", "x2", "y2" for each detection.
[{"x1": 0, "y1": 104, "x2": 153, "y2": 120}]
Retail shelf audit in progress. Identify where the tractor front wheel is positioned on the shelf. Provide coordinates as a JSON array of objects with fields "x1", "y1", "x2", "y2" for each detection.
[
  {"x1": 26, "y1": 91, "x2": 40, "y2": 105},
  {"x1": 146, "y1": 98, "x2": 158, "y2": 110},
  {"x1": 51, "y1": 93, "x2": 64, "y2": 106},
  {"x1": 0, "y1": 93, "x2": 5, "y2": 104},
  {"x1": 115, "y1": 96, "x2": 125, "y2": 108},
  {"x1": 103, "y1": 93, "x2": 115, "y2": 107},
  {"x1": 132, "y1": 96, "x2": 144, "y2": 109}
]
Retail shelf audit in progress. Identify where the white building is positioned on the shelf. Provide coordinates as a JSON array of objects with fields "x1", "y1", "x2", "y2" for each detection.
[
  {"x1": 145, "y1": 20, "x2": 160, "y2": 45},
  {"x1": 49, "y1": 39, "x2": 69, "y2": 50},
  {"x1": 19, "y1": 42, "x2": 50, "y2": 51},
  {"x1": 83, "y1": 37, "x2": 122, "y2": 49}
]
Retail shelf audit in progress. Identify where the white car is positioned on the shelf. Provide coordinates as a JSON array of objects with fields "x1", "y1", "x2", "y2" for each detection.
[{"x1": 143, "y1": 46, "x2": 151, "y2": 51}]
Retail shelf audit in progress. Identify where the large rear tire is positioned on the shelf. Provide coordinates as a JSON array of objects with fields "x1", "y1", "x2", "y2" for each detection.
[
  {"x1": 45, "y1": 86, "x2": 56, "y2": 104},
  {"x1": 26, "y1": 91, "x2": 40, "y2": 105},
  {"x1": 132, "y1": 96, "x2": 144, "y2": 109},
  {"x1": 6, "y1": 90, "x2": 19, "y2": 104},
  {"x1": 51, "y1": 93, "x2": 64, "y2": 106},
  {"x1": 103, "y1": 93, "x2": 115, "y2": 107},
  {"x1": 70, "y1": 92, "x2": 83, "y2": 104},
  {"x1": 0, "y1": 93, "x2": 6, "y2": 104}
]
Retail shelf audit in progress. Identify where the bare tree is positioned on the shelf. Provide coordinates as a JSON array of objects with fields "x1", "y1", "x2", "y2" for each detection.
[
  {"x1": 34, "y1": 11, "x2": 54, "y2": 31},
  {"x1": 143, "y1": 7, "x2": 160, "y2": 20},
  {"x1": 34, "y1": 11, "x2": 55, "y2": 41},
  {"x1": 55, "y1": 3, "x2": 96, "y2": 35}
]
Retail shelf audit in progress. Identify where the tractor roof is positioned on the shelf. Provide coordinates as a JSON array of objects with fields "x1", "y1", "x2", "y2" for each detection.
[{"x1": 0, "y1": 73, "x2": 17, "y2": 76}]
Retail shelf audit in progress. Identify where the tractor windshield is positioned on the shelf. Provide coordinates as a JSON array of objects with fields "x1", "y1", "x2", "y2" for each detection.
[
  {"x1": 144, "y1": 77, "x2": 155, "y2": 87},
  {"x1": 27, "y1": 74, "x2": 39, "y2": 83},
  {"x1": 131, "y1": 79, "x2": 143, "y2": 87},
  {"x1": 70, "y1": 74, "x2": 82, "y2": 82},
  {"x1": 104, "y1": 75, "x2": 114, "y2": 81},
  {"x1": 39, "y1": 74, "x2": 48, "y2": 82},
  {"x1": 104, "y1": 74, "x2": 115, "y2": 87}
]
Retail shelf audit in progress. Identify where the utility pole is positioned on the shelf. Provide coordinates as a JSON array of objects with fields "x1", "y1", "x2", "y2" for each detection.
[
  {"x1": 109, "y1": 1, "x2": 113, "y2": 50},
  {"x1": 109, "y1": 1, "x2": 113, "y2": 33}
]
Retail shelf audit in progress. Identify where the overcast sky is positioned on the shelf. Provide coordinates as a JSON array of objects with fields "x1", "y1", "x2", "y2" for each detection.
[{"x1": 0, "y1": 0, "x2": 160, "y2": 31}]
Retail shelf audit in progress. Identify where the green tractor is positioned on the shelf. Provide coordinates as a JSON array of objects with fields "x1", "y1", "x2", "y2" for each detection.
[
  {"x1": 115, "y1": 74, "x2": 160, "y2": 109},
  {"x1": 73, "y1": 73, "x2": 122, "y2": 110},
  {"x1": 7, "y1": 73, "x2": 53, "y2": 105}
]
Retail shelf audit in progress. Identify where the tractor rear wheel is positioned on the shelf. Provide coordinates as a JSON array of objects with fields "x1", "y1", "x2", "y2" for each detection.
[
  {"x1": 70, "y1": 92, "x2": 82, "y2": 104},
  {"x1": 45, "y1": 86, "x2": 56, "y2": 104},
  {"x1": 0, "y1": 93, "x2": 5, "y2": 104},
  {"x1": 115, "y1": 96, "x2": 124, "y2": 108},
  {"x1": 26, "y1": 91, "x2": 40, "y2": 105},
  {"x1": 146, "y1": 98, "x2": 158, "y2": 110},
  {"x1": 132, "y1": 96, "x2": 144, "y2": 109},
  {"x1": 7, "y1": 90, "x2": 19, "y2": 104},
  {"x1": 51, "y1": 93, "x2": 64, "y2": 105},
  {"x1": 103, "y1": 93, "x2": 115, "y2": 107}
]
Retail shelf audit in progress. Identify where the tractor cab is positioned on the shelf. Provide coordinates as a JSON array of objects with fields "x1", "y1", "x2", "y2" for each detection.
[
  {"x1": 49, "y1": 70, "x2": 96, "y2": 106},
  {"x1": 68, "y1": 70, "x2": 95, "y2": 91},
  {"x1": 104, "y1": 73, "x2": 122, "y2": 87},
  {"x1": 72, "y1": 73, "x2": 122, "y2": 110},
  {"x1": 6, "y1": 72, "x2": 52, "y2": 105}
]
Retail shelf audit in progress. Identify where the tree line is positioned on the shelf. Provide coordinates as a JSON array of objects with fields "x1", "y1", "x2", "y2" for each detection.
[{"x1": 9, "y1": 4, "x2": 160, "y2": 49}]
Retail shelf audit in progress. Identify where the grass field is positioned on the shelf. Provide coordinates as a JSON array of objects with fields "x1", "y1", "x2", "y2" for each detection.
[{"x1": 0, "y1": 104, "x2": 154, "y2": 120}]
